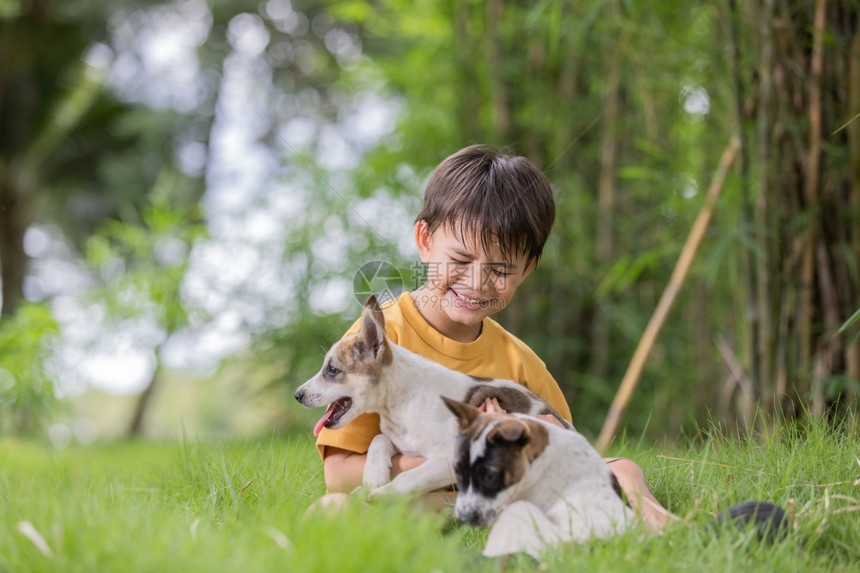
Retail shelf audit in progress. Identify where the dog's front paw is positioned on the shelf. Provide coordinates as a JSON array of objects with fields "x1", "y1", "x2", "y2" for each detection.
[
  {"x1": 363, "y1": 434, "x2": 395, "y2": 489},
  {"x1": 367, "y1": 483, "x2": 399, "y2": 500},
  {"x1": 362, "y1": 459, "x2": 392, "y2": 490},
  {"x1": 349, "y1": 485, "x2": 372, "y2": 501}
]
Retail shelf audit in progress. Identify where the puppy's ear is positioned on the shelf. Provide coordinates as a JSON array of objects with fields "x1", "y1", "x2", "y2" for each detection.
[
  {"x1": 364, "y1": 295, "x2": 386, "y2": 329},
  {"x1": 441, "y1": 396, "x2": 482, "y2": 431},
  {"x1": 488, "y1": 419, "x2": 530, "y2": 447},
  {"x1": 359, "y1": 296, "x2": 387, "y2": 358},
  {"x1": 364, "y1": 294, "x2": 381, "y2": 312}
]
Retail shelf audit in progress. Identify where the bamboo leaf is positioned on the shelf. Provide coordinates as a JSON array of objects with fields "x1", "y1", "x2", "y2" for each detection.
[{"x1": 836, "y1": 308, "x2": 860, "y2": 336}]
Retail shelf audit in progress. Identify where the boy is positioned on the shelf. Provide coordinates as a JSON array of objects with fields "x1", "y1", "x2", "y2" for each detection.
[{"x1": 315, "y1": 144, "x2": 671, "y2": 531}]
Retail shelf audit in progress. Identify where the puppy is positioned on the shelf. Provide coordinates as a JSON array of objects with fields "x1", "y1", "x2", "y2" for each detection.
[
  {"x1": 443, "y1": 397, "x2": 633, "y2": 558},
  {"x1": 294, "y1": 295, "x2": 571, "y2": 497}
]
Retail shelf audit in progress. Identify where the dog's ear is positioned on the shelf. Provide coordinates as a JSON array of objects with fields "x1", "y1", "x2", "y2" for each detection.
[
  {"x1": 364, "y1": 294, "x2": 381, "y2": 312},
  {"x1": 359, "y1": 297, "x2": 386, "y2": 358},
  {"x1": 488, "y1": 419, "x2": 530, "y2": 448},
  {"x1": 363, "y1": 295, "x2": 386, "y2": 332},
  {"x1": 441, "y1": 396, "x2": 482, "y2": 431}
]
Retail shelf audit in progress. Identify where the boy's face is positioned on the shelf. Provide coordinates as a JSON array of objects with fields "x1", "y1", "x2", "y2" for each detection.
[{"x1": 413, "y1": 220, "x2": 535, "y2": 341}]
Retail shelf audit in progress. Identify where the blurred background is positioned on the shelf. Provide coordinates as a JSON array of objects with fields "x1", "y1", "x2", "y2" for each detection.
[{"x1": 1, "y1": 0, "x2": 858, "y2": 446}]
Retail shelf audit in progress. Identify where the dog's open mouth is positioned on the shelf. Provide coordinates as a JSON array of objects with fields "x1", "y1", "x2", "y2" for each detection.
[{"x1": 313, "y1": 397, "x2": 353, "y2": 436}]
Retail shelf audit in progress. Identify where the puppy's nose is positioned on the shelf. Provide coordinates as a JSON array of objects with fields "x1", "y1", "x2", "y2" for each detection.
[
  {"x1": 294, "y1": 389, "x2": 304, "y2": 403},
  {"x1": 457, "y1": 510, "x2": 483, "y2": 527}
]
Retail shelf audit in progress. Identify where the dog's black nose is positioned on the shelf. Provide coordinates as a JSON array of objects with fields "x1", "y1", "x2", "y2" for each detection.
[
  {"x1": 294, "y1": 389, "x2": 304, "y2": 403},
  {"x1": 457, "y1": 511, "x2": 484, "y2": 527}
]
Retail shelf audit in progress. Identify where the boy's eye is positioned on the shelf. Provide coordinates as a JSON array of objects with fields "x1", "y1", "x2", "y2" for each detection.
[
  {"x1": 490, "y1": 268, "x2": 511, "y2": 277},
  {"x1": 451, "y1": 258, "x2": 469, "y2": 266}
]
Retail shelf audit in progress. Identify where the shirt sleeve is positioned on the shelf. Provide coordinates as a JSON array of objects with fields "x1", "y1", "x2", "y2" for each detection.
[
  {"x1": 529, "y1": 367, "x2": 573, "y2": 423},
  {"x1": 315, "y1": 413, "x2": 381, "y2": 459},
  {"x1": 514, "y1": 341, "x2": 573, "y2": 423}
]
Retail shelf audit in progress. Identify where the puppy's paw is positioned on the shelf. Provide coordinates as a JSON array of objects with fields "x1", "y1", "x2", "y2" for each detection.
[
  {"x1": 362, "y1": 460, "x2": 392, "y2": 490},
  {"x1": 363, "y1": 434, "x2": 395, "y2": 489},
  {"x1": 349, "y1": 485, "x2": 372, "y2": 501},
  {"x1": 367, "y1": 483, "x2": 398, "y2": 500}
]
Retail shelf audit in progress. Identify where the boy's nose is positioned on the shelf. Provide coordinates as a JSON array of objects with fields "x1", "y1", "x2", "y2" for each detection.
[{"x1": 456, "y1": 262, "x2": 489, "y2": 292}]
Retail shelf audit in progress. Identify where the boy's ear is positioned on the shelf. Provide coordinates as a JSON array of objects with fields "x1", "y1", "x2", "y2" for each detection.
[
  {"x1": 521, "y1": 258, "x2": 537, "y2": 280},
  {"x1": 414, "y1": 220, "x2": 433, "y2": 263}
]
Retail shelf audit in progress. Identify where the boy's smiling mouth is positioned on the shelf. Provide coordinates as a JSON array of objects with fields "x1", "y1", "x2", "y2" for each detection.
[{"x1": 450, "y1": 287, "x2": 485, "y2": 309}]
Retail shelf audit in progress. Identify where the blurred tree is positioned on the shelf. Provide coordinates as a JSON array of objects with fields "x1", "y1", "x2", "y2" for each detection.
[
  {"x1": 84, "y1": 169, "x2": 205, "y2": 436},
  {"x1": 0, "y1": 0, "x2": 361, "y2": 434},
  {"x1": 0, "y1": 0, "x2": 194, "y2": 318}
]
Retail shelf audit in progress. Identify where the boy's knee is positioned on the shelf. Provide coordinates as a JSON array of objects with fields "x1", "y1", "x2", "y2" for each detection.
[
  {"x1": 606, "y1": 457, "x2": 647, "y2": 488},
  {"x1": 304, "y1": 492, "x2": 351, "y2": 518}
]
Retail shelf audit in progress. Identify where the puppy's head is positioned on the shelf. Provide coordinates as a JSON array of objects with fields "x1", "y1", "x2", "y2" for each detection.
[
  {"x1": 294, "y1": 295, "x2": 392, "y2": 435},
  {"x1": 442, "y1": 396, "x2": 549, "y2": 527}
]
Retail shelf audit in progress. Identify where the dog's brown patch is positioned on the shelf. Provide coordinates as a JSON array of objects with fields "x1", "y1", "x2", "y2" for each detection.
[
  {"x1": 327, "y1": 295, "x2": 393, "y2": 382},
  {"x1": 482, "y1": 418, "x2": 550, "y2": 492},
  {"x1": 491, "y1": 418, "x2": 549, "y2": 462},
  {"x1": 334, "y1": 331, "x2": 392, "y2": 383}
]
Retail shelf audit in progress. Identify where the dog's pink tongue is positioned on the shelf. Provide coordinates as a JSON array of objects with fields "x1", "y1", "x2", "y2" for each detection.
[{"x1": 313, "y1": 405, "x2": 336, "y2": 436}]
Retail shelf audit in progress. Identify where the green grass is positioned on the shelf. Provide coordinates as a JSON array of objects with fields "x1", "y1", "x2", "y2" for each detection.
[{"x1": 1, "y1": 416, "x2": 858, "y2": 572}]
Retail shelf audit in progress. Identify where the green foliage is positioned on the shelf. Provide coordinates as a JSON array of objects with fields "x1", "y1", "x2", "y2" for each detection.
[
  {"x1": 2, "y1": 415, "x2": 859, "y2": 571},
  {"x1": 85, "y1": 169, "x2": 206, "y2": 336},
  {"x1": 0, "y1": 303, "x2": 60, "y2": 434}
]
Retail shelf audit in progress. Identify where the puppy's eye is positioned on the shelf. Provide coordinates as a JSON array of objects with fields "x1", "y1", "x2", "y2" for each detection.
[
  {"x1": 481, "y1": 469, "x2": 503, "y2": 489},
  {"x1": 325, "y1": 363, "x2": 341, "y2": 377}
]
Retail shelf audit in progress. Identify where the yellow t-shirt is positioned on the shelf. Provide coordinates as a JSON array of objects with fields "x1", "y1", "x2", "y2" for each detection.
[{"x1": 315, "y1": 291, "x2": 572, "y2": 458}]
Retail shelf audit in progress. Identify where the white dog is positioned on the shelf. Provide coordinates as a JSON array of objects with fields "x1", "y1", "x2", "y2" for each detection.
[
  {"x1": 294, "y1": 295, "x2": 572, "y2": 497},
  {"x1": 442, "y1": 397, "x2": 632, "y2": 558}
]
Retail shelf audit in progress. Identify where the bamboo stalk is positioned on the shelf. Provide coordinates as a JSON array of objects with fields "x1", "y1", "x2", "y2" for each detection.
[
  {"x1": 727, "y1": 0, "x2": 761, "y2": 425},
  {"x1": 804, "y1": 0, "x2": 827, "y2": 415},
  {"x1": 846, "y1": 30, "x2": 860, "y2": 394},
  {"x1": 754, "y1": 0, "x2": 776, "y2": 425},
  {"x1": 591, "y1": 7, "x2": 624, "y2": 383},
  {"x1": 596, "y1": 137, "x2": 741, "y2": 454}
]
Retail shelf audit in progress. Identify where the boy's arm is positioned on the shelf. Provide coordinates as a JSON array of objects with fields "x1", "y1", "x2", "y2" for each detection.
[{"x1": 323, "y1": 446, "x2": 427, "y2": 493}]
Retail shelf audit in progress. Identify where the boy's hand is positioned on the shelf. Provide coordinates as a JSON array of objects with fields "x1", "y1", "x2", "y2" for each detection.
[
  {"x1": 479, "y1": 397, "x2": 506, "y2": 414},
  {"x1": 480, "y1": 398, "x2": 565, "y2": 427},
  {"x1": 537, "y1": 414, "x2": 565, "y2": 427}
]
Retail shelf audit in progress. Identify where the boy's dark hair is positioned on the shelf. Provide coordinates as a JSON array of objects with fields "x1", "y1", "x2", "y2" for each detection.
[{"x1": 415, "y1": 144, "x2": 555, "y2": 264}]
